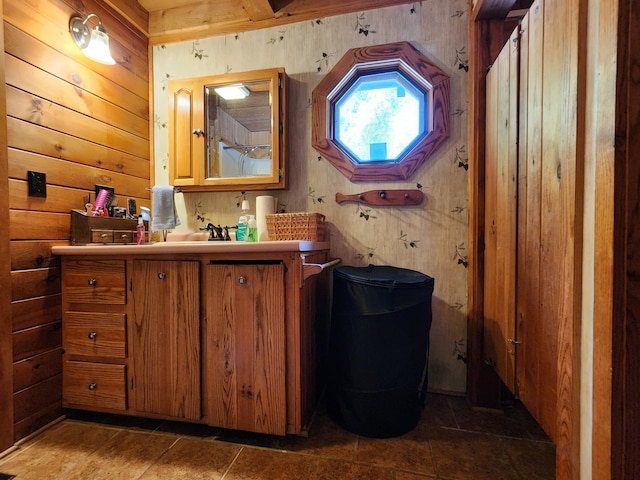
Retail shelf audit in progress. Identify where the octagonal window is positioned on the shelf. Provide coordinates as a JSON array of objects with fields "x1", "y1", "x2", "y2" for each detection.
[
  {"x1": 313, "y1": 42, "x2": 450, "y2": 182},
  {"x1": 334, "y1": 70, "x2": 427, "y2": 163}
]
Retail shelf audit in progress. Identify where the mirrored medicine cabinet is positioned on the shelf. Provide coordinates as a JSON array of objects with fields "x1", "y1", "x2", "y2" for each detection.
[{"x1": 168, "y1": 68, "x2": 287, "y2": 192}]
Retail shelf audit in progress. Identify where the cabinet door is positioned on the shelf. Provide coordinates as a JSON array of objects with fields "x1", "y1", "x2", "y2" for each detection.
[
  {"x1": 131, "y1": 260, "x2": 201, "y2": 420},
  {"x1": 204, "y1": 263, "x2": 286, "y2": 435},
  {"x1": 168, "y1": 78, "x2": 204, "y2": 186}
]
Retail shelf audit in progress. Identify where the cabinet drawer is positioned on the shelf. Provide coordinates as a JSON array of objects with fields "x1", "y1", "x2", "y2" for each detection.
[
  {"x1": 113, "y1": 230, "x2": 135, "y2": 244},
  {"x1": 63, "y1": 260, "x2": 126, "y2": 304},
  {"x1": 63, "y1": 361, "x2": 127, "y2": 411},
  {"x1": 64, "y1": 312, "x2": 126, "y2": 358},
  {"x1": 91, "y1": 229, "x2": 114, "y2": 243}
]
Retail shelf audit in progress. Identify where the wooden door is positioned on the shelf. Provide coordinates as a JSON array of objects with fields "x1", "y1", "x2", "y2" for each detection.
[
  {"x1": 204, "y1": 262, "x2": 286, "y2": 435},
  {"x1": 131, "y1": 260, "x2": 201, "y2": 420},
  {"x1": 168, "y1": 78, "x2": 204, "y2": 186},
  {"x1": 483, "y1": 26, "x2": 519, "y2": 393}
]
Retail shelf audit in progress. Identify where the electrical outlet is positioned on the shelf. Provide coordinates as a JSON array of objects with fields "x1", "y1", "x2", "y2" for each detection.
[{"x1": 28, "y1": 171, "x2": 47, "y2": 197}]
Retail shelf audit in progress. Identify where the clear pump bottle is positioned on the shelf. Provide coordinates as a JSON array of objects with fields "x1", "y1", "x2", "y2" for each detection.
[
  {"x1": 246, "y1": 215, "x2": 258, "y2": 242},
  {"x1": 136, "y1": 217, "x2": 145, "y2": 245}
]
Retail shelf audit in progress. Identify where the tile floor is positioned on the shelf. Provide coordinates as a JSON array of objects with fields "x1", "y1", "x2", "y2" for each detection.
[{"x1": 0, "y1": 394, "x2": 555, "y2": 479}]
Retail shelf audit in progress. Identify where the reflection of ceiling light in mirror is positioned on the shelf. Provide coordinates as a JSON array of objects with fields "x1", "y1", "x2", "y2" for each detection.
[{"x1": 214, "y1": 85, "x2": 250, "y2": 100}]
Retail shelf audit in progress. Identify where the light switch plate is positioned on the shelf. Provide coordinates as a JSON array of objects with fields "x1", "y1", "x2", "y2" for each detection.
[{"x1": 28, "y1": 171, "x2": 47, "y2": 197}]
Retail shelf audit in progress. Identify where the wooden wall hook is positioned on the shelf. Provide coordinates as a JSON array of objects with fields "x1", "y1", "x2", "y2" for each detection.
[{"x1": 335, "y1": 189, "x2": 424, "y2": 206}]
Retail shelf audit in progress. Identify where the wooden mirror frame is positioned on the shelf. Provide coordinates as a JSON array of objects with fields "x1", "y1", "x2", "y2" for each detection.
[
  {"x1": 312, "y1": 42, "x2": 450, "y2": 181},
  {"x1": 169, "y1": 68, "x2": 287, "y2": 192}
]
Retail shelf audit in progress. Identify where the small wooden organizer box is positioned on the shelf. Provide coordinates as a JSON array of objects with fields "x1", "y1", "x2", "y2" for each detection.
[
  {"x1": 70, "y1": 209, "x2": 149, "y2": 245},
  {"x1": 265, "y1": 212, "x2": 326, "y2": 241}
]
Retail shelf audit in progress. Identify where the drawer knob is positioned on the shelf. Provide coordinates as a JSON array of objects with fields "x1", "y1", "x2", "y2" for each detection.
[
  {"x1": 100, "y1": 233, "x2": 109, "y2": 239},
  {"x1": 120, "y1": 233, "x2": 128, "y2": 239},
  {"x1": 88, "y1": 332, "x2": 97, "y2": 340},
  {"x1": 88, "y1": 278, "x2": 97, "y2": 286},
  {"x1": 238, "y1": 276, "x2": 247, "y2": 285},
  {"x1": 158, "y1": 272, "x2": 166, "y2": 280},
  {"x1": 88, "y1": 383, "x2": 97, "y2": 391}
]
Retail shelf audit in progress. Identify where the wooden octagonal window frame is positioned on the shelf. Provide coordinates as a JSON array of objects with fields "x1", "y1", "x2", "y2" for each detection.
[{"x1": 312, "y1": 41, "x2": 451, "y2": 182}]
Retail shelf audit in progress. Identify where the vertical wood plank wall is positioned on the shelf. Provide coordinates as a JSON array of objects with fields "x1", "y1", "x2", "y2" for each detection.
[
  {"x1": 470, "y1": 0, "x2": 586, "y2": 478},
  {"x1": 584, "y1": 0, "x2": 617, "y2": 477},
  {"x1": 0, "y1": 0, "x2": 13, "y2": 454},
  {"x1": 4, "y1": 0, "x2": 149, "y2": 442},
  {"x1": 483, "y1": 26, "x2": 518, "y2": 392}
]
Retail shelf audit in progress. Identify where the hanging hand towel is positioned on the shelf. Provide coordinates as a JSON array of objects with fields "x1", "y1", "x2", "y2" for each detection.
[{"x1": 151, "y1": 185, "x2": 181, "y2": 231}]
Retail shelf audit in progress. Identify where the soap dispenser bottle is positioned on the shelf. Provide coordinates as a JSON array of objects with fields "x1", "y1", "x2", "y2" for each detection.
[
  {"x1": 236, "y1": 215, "x2": 248, "y2": 241},
  {"x1": 247, "y1": 215, "x2": 258, "y2": 242},
  {"x1": 136, "y1": 217, "x2": 145, "y2": 245}
]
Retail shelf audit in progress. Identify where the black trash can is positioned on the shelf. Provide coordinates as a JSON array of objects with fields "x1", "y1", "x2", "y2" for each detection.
[{"x1": 326, "y1": 265, "x2": 434, "y2": 438}]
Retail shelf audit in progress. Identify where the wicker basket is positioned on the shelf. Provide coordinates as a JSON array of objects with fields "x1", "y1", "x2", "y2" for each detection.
[{"x1": 265, "y1": 212, "x2": 326, "y2": 241}]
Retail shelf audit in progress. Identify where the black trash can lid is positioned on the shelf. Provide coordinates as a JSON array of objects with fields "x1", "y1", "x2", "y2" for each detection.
[{"x1": 334, "y1": 265, "x2": 434, "y2": 288}]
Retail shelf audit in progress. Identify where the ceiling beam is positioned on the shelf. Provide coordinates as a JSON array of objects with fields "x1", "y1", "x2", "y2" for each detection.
[
  {"x1": 146, "y1": 0, "x2": 415, "y2": 45},
  {"x1": 472, "y1": 0, "x2": 518, "y2": 20},
  {"x1": 241, "y1": 0, "x2": 276, "y2": 21}
]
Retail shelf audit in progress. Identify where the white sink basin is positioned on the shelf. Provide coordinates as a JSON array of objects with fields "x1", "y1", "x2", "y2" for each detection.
[{"x1": 164, "y1": 232, "x2": 209, "y2": 242}]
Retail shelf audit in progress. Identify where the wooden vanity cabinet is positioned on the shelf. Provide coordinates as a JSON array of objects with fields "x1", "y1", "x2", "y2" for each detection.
[
  {"x1": 204, "y1": 262, "x2": 286, "y2": 435},
  {"x1": 61, "y1": 259, "x2": 128, "y2": 412},
  {"x1": 58, "y1": 246, "x2": 331, "y2": 435},
  {"x1": 130, "y1": 260, "x2": 201, "y2": 421}
]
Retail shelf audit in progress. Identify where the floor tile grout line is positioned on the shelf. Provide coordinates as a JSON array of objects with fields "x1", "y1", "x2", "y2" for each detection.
[
  {"x1": 135, "y1": 436, "x2": 181, "y2": 480},
  {"x1": 437, "y1": 425, "x2": 554, "y2": 444},
  {"x1": 445, "y1": 396, "x2": 462, "y2": 430},
  {"x1": 220, "y1": 446, "x2": 245, "y2": 480}
]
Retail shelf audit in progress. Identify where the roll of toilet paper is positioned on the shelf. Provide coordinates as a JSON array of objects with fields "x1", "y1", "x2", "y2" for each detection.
[{"x1": 256, "y1": 195, "x2": 275, "y2": 241}]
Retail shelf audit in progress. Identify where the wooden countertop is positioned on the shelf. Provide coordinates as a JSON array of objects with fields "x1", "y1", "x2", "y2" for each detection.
[{"x1": 52, "y1": 240, "x2": 330, "y2": 256}]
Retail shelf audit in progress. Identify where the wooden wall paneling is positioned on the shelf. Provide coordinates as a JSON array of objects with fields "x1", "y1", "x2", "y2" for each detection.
[
  {"x1": 4, "y1": 54, "x2": 148, "y2": 141},
  {"x1": 3, "y1": 23, "x2": 148, "y2": 120},
  {"x1": 11, "y1": 268, "x2": 61, "y2": 302},
  {"x1": 0, "y1": 0, "x2": 14, "y2": 453},
  {"x1": 8, "y1": 150, "x2": 150, "y2": 203},
  {"x1": 7, "y1": 119, "x2": 150, "y2": 181},
  {"x1": 12, "y1": 401, "x2": 62, "y2": 442},
  {"x1": 12, "y1": 323, "x2": 62, "y2": 363},
  {"x1": 585, "y1": 0, "x2": 617, "y2": 477},
  {"x1": 467, "y1": 15, "x2": 514, "y2": 409},
  {"x1": 13, "y1": 374, "x2": 62, "y2": 424},
  {"x1": 515, "y1": 8, "x2": 529, "y2": 403},
  {"x1": 6, "y1": 86, "x2": 149, "y2": 159},
  {"x1": 516, "y1": 0, "x2": 547, "y2": 431},
  {"x1": 13, "y1": 348, "x2": 62, "y2": 392},
  {"x1": 613, "y1": 0, "x2": 640, "y2": 478},
  {"x1": 483, "y1": 50, "x2": 499, "y2": 377},
  {"x1": 9, "y1": 211, "x2": 70, "y2": 241},
  {"x1": 10, "y1": 241, "x2": 64, "y2": 272},
  {"x1": 3, "y1": 0, "x2": 150, "y2": 442},
  {"x1": 4, "y1": 0, "x2": 148, "y2": 98},
  {"x1": 504, "y1": 26, "x2": 519, "y2": 393},
  {"x1": 483, "y1": 26, "x2": 519, "y2": 393},
  {"x1": 8, "y1": 180, "x2": 88, "y2": 215},
  {"x1": 12, "y1": 295, "x2": 62, "y2": 332},
  {"x1": 541, "y1": 0, "x2": 583, "y2": 476}
]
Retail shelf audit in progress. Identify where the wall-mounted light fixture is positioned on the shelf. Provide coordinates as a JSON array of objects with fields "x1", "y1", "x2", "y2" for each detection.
[
  {"x1": 214, "y1": 85, "x2": 250, "y2": 100},
  {"x1": 69, "y1": 13, "x2": 116, "y2": 65}
]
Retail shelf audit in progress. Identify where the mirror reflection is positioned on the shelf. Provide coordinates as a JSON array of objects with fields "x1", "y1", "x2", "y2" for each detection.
[{"x1": 205, "y1": 79, "x2": 273, "y2": 179}]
